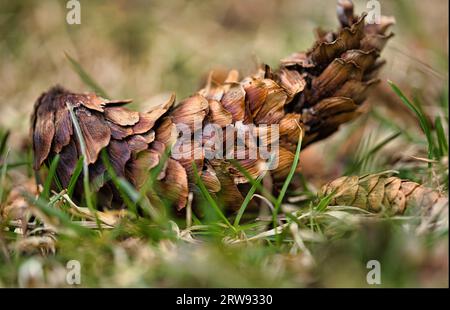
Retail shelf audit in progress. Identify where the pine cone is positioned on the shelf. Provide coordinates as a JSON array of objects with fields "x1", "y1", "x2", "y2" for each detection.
[
  {"x1": 319, "y1": 174, "x2": 443, "y2": 215},
  {"x1": 31, "y1": 1, "x2": 394, "y2": 211}
]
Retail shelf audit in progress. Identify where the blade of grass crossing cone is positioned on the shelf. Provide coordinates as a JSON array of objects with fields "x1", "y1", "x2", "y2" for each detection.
[
  {"x1": 274, "y1": 126, "x2": 303, "y2": 243},
  {"x1": 67, "y1": 101, "x2": 101, "y2": 228},
  {"x1": 192, "y1": 162, "x2": 234, "y2": 231}
]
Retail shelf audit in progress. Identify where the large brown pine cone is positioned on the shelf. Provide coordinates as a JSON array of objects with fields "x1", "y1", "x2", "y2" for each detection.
[{"x1": 31, "y1": 1, "x2": 394, "y2": 211}]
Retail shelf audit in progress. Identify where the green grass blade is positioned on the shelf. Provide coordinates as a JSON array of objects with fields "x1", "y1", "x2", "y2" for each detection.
[
  {"x1": 192, "y1": 162, "x2": 234, "y2": 230},
  {"x1": 316, "y1": 192, "x2": 334, "y2": 212},
  {"x1": 388, "y1": 80, "x2": 436, "y2": 159},
  {"x1": 0, "y1": 149, "x2": 9, "y2": 204},
  {"x1": 101, "y1": 150, "x2": 138, "y2": 216},
  {"x1": 101, "y1": 150, "x2": 161, "y2": 222},
  {"x1": 435, "y1": 116, "x2": 448, "y2": 157},
  {"x1": 234, "y1": 173, "x2": 264, "y2": 228},
  {"x1": 41, "y1": 154, "x2": 60, "y2": 200},
  {"x1": 233, "y1": 154, "x2": 276, "y2": 228},
  {"x1": 140, "y1": 146, "x2": 171, "y2": 197},
  {"x1": 370, "y1": 108, "x2": 418, "y2": 143},
  {"x1": 229, "y1": 159, "x2": 277, "y2": 205},
  {"x1": 65, "y1": 52, "x2": 109, "y2": 99},
  {"x1": 346, "y1": 131, "x2": 401, "y2": 175},
  {"x1": 67, "y1": 157, "x2": 84, "y2": 197},
  {"x1": 0, "y1": 130, "x2": 10, "y2": 156},
  {"x1": 67, "y1": 101, "x2": 98, "y2": 225},
  {"x1": 273, "y1": 128, "x2": 303, "y2": 233}
]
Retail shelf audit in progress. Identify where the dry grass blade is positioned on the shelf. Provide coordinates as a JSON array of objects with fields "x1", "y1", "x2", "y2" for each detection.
[{"x1": 60, "y1": 193, "x2": 126, "y2": 227}]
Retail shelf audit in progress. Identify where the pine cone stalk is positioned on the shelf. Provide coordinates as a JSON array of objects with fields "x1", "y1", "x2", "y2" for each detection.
[{"x1": 31, "y1": 1, "x2": 394, "y2": 211}]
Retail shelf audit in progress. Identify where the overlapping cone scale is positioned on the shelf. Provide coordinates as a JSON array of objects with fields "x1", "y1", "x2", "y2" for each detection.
[
  {"x1": 31, "y1": 1, "x2": 394, "y2": 211},
  {"x1": 319, "y1": 174, "x2": 443, "y2": 215}
]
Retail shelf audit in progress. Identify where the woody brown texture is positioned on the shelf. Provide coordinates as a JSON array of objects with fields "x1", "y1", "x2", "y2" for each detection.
[{"x1": 31, "y1": 1, "x2": 395, "y2": 211}]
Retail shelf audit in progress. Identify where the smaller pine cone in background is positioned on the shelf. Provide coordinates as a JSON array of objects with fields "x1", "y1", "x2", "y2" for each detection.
[{"x1": 319, "y1": 174, "x2": 444, "y2": 215}]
